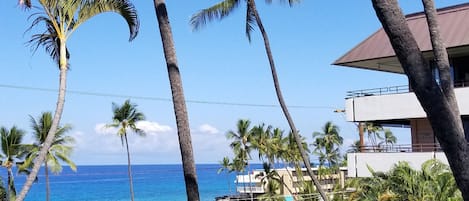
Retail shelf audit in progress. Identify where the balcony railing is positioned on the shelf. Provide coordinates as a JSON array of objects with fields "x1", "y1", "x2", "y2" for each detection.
[
  {"x1": 347, "y1": 81, "x2": 469, "y2": 98},
  {"x1": 356, "y1": 143, "x2": 442, "y2": 153},
  {"x1": 236, "y1": 186, "x2": 264, "y2": 194},
  {"x1": 346, "y1": 85, "x2": 409, "y2": 98}
]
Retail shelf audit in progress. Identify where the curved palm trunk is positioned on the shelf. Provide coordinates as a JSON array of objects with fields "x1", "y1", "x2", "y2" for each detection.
[
  {"x1": 247, "y1": 1, "x2": 328, "y2": 200},
  {"x1": 124, "y1": 134, "x2": 135, "y2": 201},
  {"x1": 16, "y1": 40, "x2": 68, "y2": 201},
  {"x1": 153, "y1": 1, "x2": 200, "y2": 200},
  {"x1": 8, "y1": 166, "x2": 16, "y2": 201},
  {"x1": 45, "y1": 161, "x2": 50, "y2": 201}
]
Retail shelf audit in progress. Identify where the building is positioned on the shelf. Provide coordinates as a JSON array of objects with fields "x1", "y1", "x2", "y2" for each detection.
[
  {"x1": 333, "y1": 3, "x2": 469, "y2": 177},
  {"x1": 234, "y1": 167, "x2": 347, "y2": 198}
]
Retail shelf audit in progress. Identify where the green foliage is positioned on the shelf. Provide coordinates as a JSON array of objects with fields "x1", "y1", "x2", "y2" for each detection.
[
  {"x1": 0, "y1": 126, "x2": 29, "y2": 201},
  {"x1": 256, "y1": 163, "x2": 285, "y2": 201},
  {"x1": 312, "y1": 122, "x2": 343, "y2": 169},
  {"x1": 190, "y1": 0, "x2": 299, "y2": 42},
  {"x1": 226, "y1": 119, "x2": 253, "y2": 173},
  {"x1": 23, "y1": 112, "x2": 76, "y2": 173},
  {"x1": 0, "y1": 178, "x2": 6, "y2": 201},
  {"x1": 28, "y1": 0, "x2": 139, "y2": 67},
  {"x1": 347, "y1": 159, "x2": 462, "y2": 201},
  {"x1": 107, "y1": 99, "x2": 146, "y2": 146}
]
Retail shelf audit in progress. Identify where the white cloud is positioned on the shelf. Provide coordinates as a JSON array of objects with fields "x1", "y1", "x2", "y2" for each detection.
[
  {"x1": 94, "y1": 123, "x2": 117, "y2": 135},
  {"x1": 136, "y1": 121, "x2": 172, "y2": 133},
  {"x1": 71, "y1": 122, "x2": 233, "y2": 164},
  {"x1": 197, "y1": 124, "x2": 219, "y2": 135}
]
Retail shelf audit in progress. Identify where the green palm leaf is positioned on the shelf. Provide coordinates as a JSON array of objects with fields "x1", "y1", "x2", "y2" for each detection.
[
  {"x1": 190, "y1": 0, "x2": 241, "y2": 31},
  {"x1": 77, "y1": 0, "x2": 139, "y2": 41}
]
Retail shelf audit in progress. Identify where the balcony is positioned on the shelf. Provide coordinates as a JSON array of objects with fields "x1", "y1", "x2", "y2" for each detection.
[
  {"x1": 347, "y1": 143, "x2": 448, "y2": 177},
  {"x1": 344, "y1": 85, "x2": 469, "y2": 122}
]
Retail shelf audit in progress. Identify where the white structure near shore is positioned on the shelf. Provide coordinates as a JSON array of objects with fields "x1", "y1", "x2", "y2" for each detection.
[{"x1": 235, "y1": 167, "x2": 347, "y2": 196}]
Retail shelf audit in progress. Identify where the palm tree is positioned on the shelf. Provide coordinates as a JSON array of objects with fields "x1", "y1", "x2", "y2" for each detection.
[
  {"x1": 153, "y1": 1, "x2": 200, "y2": 200},
  {"x1": 312, "y1": 122, "x2": 343, "y2": 168},
  {"x1": 190, "y1": 1, "x2": 327, "y2": 199},
  {"x1": 347, "y1": 140, "x2": 361, "y2": 153},
  {"x1": 379, "y1": 129, "x2": 396, "y2": 151},
  {"x1": 255, "y1": 163, "x2": 285, "y2": 201},
  {"x1": 281, "y1": 131, "x2": 309, "y2": 195},
  {"x1": 227, "y1": 120, "x2": 253, "y2": 167},
  {"x1": 269, "y1": 128, "x2": 284, "y2": 166},
  {"x1": 21, "y1": 112, "x2": 76, "y2": 201},
  {"x1": 18, "y1": 1, "x2": 139, "y2": 200},
  {"x1": 107, "y1": 99, "x2": 145, "y2": 201},
  {"x1": 227, "y1": 119, "x2": 253, "y2": 198},
  {"x1": 251, "y1": 124, "x2": 274, "y2": 165},
  {"x1": 363, "y1": 123, "x2": 383, "y2": 150},
  {"x1": 0, "y1": 126, "x2": 27, "y2": 201},
  {"x1": 217, "y1": 156, "x2": 233, "y2": 194}
]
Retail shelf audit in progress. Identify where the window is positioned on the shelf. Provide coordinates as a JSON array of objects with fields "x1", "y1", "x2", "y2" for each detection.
[{"x1": 451, "y1": 56, "x2": 469, "y2": 87}]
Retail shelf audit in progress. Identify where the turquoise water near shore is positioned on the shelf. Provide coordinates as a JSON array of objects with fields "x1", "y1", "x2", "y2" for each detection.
[{"x1": 8, "y1": 164, "x2": 242, "y2": 201}]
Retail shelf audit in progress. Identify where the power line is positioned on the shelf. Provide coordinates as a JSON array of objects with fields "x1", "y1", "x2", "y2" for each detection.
[{"x1": 0, "y1": 83, "x2": 337, "y2": 109}]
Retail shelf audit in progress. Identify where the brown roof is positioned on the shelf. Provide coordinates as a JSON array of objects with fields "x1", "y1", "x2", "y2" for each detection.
[{"x1": 333, "y1": 3, "x2": 469, "y2": 73}]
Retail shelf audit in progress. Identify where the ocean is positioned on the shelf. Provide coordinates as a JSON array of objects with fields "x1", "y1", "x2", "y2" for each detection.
[{"x1": 8, "y1": 164, "x2": 242, "y2": 201}]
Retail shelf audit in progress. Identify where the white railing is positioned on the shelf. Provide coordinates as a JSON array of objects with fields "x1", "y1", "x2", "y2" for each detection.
[{"x1": 236, "y1": 186, "x2": 265, "y2": 194}]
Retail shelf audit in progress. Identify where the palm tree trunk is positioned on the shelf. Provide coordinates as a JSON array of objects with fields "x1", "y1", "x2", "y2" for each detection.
[
  {"x1": 235, "y1": 172, "x2": 240, "y2": 201},
  {"x1": 45, "y1": 161, "x2": 50, "y2": 201},
  {"x1": 247, "y1": 1, "x2": 328, "y2": 200},
  {"x1": 16, "y1": 40, "x2": 68, "y2": 201},
  {"x1": 8, "y1": 166, "x2": 16, "y2": 201},
  {"x1": 124, "y1": 134, "x2": 135, "y2": 201},
  {"x1": 372, "y1": 0, "x2": 469, "y2": 199},
  {"x1": 153, "y1": 1, "x2": 200, "y2": 200},
  {"x1": 247, "y1": 162, "x2": 253, "y2": 201}
]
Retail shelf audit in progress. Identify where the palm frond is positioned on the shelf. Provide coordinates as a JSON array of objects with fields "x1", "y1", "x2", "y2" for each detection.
[
  {"x1": 77, "y1": 0, "x2": 139, "y2": 41},
  {"x1": 26, "y1": 15, "x2": 70, "y2": 67},
  {"x1": 270, "y1": 0, "x2": 300, "y2": 7},
  {"x1": 18, "y1": 0, "x2": 32, "y2": 8},
  {"x1": 190, "y1": 0, "x2": 241, "y2": 31},
  {"x1": 245, "y1": 3, "x2": 257, "y2": 42}
]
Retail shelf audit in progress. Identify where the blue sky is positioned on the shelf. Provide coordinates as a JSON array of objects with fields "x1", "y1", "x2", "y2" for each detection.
[{"x1": 1, "y1": 0, "x2": 466, "y2": 165}]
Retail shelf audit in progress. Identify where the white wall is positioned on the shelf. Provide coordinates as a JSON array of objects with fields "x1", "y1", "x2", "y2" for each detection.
[
  {"x1": 345, "y1": 87, "x2": 469, "y2": 122},
  {"x1": 347, "y1": 152, "x2": 448, "y2": 177}
]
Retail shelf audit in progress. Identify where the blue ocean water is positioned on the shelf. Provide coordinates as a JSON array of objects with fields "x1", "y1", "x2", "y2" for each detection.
[{"x1": 8, "y1": 164, "x2": 241, "y2": 201}]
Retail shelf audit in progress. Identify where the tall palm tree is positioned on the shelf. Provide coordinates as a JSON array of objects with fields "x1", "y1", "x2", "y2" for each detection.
[
  {"x1": 312, "y1": 122, "x2": 343, "y2": 168},
  {"x1": 107, "y1": 99, "x2": 145, "y2": 201},
  {"x1": 153, "y1": 1, "x2": 200, "y2": 200},
  {"x1": 21, "y1": 112, "x2": 76, "y2": 201},
  {"x1": 217, "y1": 156, "x2": 233, "y2": 194},
  {"x1": 0, "y1": 126, "x2": 27, "y2": 201},
  {"x1": 227, "y1": 119, "x2": 253, "y2": 198},
  {"x1": 190, "y1": 1, "x2": 327, "y2": 199},
  {"x1": 18, "y1": 1, "x2": 139, "y2": 201}
]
